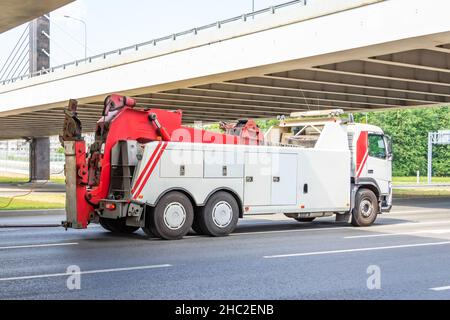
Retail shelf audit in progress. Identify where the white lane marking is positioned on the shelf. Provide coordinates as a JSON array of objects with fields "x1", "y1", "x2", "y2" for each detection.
[
  {"x1": 234, "y1": 220, "x2": 450, "y2": 237},
  {"x1": 184, "y1": 226, "x2": 348, "y2": 238},
  {"x1": 234, "y1": 226, "x2": 351, "y2": 236},
  {"x1": 263, "y1": 241, "x2": 450, "y2": 259},
  {"x1": 0, "y1": 264, "x2": 172, "y2": 282},
  {"x1": 374, "y1": 221, "x2": 450, "y2": 228},
  {"x1": 0, "y1": 242, "x2": 78, "y2": 250},
  {"x1": 390, "y1": 209, "x2": 450, "y2": 214},
  {"x1": 0, "y1": 228, "x2": 20, "y2": 232},
  {"x1": 345, "y1": 229, "x2": 450, "y2": 239},
  {"x1": 430, "y1": 285, "x2": 450, "y2": 291}
]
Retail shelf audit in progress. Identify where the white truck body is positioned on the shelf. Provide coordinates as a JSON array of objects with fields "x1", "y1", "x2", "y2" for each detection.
[
  {"x1": 63, "y1": 97, "x2": 392, "y2": 239},
  {"x1": 126, "y1": 121, "x2": 391, "y2": 219}
]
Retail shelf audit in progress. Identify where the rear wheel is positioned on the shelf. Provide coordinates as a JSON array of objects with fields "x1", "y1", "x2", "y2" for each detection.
[
  {"x1": 196, "y1": 192, "x2": 239, "y2": 237},
  {"x1": 148, "y1": 192, "x2": 194, "y2": 240},
  {"x1": 99, "y1": 218, "x2": 114, "y2": 232},
  {"x1": 294, "y1": 217, "x2": 316, "y2": 223},
  {"x1": 191, "y1": 211, "x2": 204, "y2": 235},
  {"x1": 351, "y1": 188, "x2": 379, "y2": 227},
  {"x1": 142, "y1": 227, "x2": 156, "y2": 237},
  {"x1": 99, "y1": 217, "x2": 139, "y2": 234}
]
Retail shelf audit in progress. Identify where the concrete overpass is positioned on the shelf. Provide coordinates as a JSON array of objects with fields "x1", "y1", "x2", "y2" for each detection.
[
  {"x1": 0, "y1": 0, "x2": 73, "y2": 34},
  {"x1": 0, "y1": 0, "x2": 449, "y2": 140}
]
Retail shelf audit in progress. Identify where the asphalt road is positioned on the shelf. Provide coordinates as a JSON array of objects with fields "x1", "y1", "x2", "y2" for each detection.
[{"x1": 1, "y1": 197, "x2": 450, "y2": 300}]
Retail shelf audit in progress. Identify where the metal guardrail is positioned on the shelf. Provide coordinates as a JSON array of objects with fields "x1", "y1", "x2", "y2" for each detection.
[
  {"x1": 0, "y1": 151, "x2": 65, "y2": 162},
  {"x1": 0, "y1": 0, "x2": 307, "y2": 86}
]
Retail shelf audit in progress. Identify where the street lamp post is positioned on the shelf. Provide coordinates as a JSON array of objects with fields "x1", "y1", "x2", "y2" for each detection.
[
  {"x1": 63, "y1": 15, "x2": 87, "y2": 61},
  {"x1": 252, "y1": 0, "x2": 255, "y2": 19}
]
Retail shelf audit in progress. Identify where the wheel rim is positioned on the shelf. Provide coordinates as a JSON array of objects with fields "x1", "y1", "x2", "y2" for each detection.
[
  {"x1": 212, "y1": 201, "x2": 233, "y2": 228},
  {"x1": 359, "y1": 199, "x2": 373, "y2": 218},
  {"x1": 163, "y1": 202, "x2": 187, "y2": 230}
]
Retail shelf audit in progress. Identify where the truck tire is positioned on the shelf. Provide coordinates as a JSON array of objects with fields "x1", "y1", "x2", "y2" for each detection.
[
  {"x1": 149, "y1": 191, "x2": 194, "y2": 240},
  {"x1": 351, "y1": 188, "x2": 379, "y2": 227},
  {"x1": 142, "y1": 206, "x2": 156, "y2": 238},
  {"x1": 142, "y1": 227, "x2": 156, "y2": 238},
  {"x1": 294, "y1": 217, "x2": 316, "y2": 223},
  {"x1": 191, "y1": 215, "x2": 204, "y2": 235},
  {"x1": 99, "y1": 217, "x2": 139, "y2": 234},
  {"x1": 99, "y1": 218, "x2": 115, "y2": 232},
  {"x1": 196, "y1": 191, "x2": 239, "y2": 237}
]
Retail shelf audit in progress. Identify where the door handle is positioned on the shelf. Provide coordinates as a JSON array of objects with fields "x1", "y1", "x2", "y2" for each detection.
[
  {"x1": 246, "y1": 176, "x2": 253, "y2": 183},
  {"x1": 273, "y1": 176, "x2": 280, "y2": 183},
  {"x1": 368, "y1": 169, "x2": 374, "y2": 174}
]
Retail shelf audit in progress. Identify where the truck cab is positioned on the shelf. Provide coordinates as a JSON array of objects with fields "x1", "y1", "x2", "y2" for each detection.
[
  {"x1": 265, "y1": 109, "x2": 393, "y2": 219},
  {"x1": 347, "y1": 123, "x2": 393, "y2": 213}
]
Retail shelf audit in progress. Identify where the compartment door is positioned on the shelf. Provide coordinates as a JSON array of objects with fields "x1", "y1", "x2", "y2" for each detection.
[
  {"x1": 244, "y1": 152, "x2": 272, "y2": 206},
  {"x1": 271, "y1": 153, "x2": 298, "y2": 205}
]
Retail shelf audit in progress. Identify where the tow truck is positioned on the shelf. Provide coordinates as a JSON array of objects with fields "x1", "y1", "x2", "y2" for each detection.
[{"x1": 61, "y1": 95, "x2": 392, "y2": 240}]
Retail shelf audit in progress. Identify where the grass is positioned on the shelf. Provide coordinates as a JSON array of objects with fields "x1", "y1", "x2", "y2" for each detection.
[
  {"x1": 0, "y1": 176, "x2": 65, "y2": 184},
  {"x1": 393, "y1": 188, "x2": 450, "y2": 198},
  {"x1": 0, "y1": 176, "x2": 29, "y2": 184},
  {"x1": 393, "y1": 176, "x2": 450, "y2": 184},
  {"x1": 49, "y1": 177, "x2": 65, "y2": 184},
  {"x1": 0, "y1": 194, "x2": 65, "y2": 211}
]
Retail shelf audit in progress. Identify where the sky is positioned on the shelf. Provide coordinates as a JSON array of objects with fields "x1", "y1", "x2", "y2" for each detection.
[{"x1": 0, "y1": 0, "x2": 291, "y2": 73}]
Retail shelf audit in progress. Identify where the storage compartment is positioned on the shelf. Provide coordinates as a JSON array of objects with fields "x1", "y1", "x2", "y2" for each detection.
[
  {"x1": 243, "y1": 152, "x2": 298, "y2": 206},
  {"x1": 203, "y1": 150, "x2": 244, "y2": 178},
  {"x1": 271, "y1": 153, "x2": 298, "y2": 205},
  {"x1": 160, "y1": 149, "x2": 203, "y2": 178}
]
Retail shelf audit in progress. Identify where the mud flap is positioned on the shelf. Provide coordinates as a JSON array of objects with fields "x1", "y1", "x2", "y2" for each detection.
[{"x1": 336, "y1": 213, "x2": 352, "y2": 223}]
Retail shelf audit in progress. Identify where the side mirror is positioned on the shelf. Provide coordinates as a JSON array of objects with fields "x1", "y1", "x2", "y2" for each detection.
[{"x1": 384, "y1": 135, "x2": 393, "y2": 161}]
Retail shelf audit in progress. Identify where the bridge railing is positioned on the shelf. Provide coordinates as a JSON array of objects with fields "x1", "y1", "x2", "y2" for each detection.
[{"x1": 0, "y1": 0, "x2": 307, "y2": 86}]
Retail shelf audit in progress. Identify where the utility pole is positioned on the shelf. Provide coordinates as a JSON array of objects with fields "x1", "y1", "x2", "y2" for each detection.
[
  {"x1": 427, "y1": 133, "x2": 433, "y2": 185},
  {"x1": 427, "y1": 130, "x2": 450, "y2": 185},
  {"x1": 252, "y1": 0, "x2": 255, "y2": 19}
]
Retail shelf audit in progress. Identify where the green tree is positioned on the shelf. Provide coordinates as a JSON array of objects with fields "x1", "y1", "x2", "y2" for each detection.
[{"x1": 355, "y1": 106, "x2": 449, "y2": 176}]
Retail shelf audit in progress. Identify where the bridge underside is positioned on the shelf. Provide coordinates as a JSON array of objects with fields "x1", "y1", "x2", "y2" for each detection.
[
  {"x1": 0, "y1": 0, "x2": 73, "y2": 34},
  {"x1": 1, "y1": 0, "x2": 450, "y2": 140},
  {"x1": 1, "y1": 44, "x2": 449, "y2": 139}
]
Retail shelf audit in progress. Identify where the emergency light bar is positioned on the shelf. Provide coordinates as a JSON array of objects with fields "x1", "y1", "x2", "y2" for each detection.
[{"x1": 290, "y1": 109, "x2": 344, "y2": 118}]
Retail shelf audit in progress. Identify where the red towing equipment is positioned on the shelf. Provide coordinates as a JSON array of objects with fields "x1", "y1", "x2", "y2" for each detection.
[{"x1": 61, "y1": 94, "x2": 263, "y2": 229}]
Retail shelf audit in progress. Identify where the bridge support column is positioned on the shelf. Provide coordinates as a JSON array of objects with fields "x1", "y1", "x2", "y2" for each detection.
[
  {"x1": 29, "y1": 137, "x2": 50, "y2": 182},
  {"x1": 29, "y1": 15, "x2": 50, "y2": 74}
]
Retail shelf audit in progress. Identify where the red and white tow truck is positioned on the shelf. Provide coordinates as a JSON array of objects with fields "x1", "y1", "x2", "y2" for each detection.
[{"x1": 61, "y1": 95, "x2": 392, "y2": 240}]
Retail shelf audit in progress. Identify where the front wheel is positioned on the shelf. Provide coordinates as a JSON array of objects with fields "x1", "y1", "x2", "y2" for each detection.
[{"x1": 351, "y1": 188, "x2": 379, "y2": 227}]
